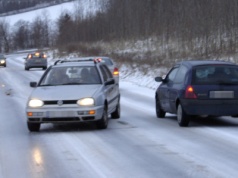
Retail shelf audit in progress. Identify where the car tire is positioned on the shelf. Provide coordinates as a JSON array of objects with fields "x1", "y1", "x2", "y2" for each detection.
[
  {"x1": 96, "y1": 106, "x2": 108, "y2": 129},
  {"x1": 155, "y1": 96, "x2": 166, "y2": 118},
  {"x1": 177, "y1": 104, "x2": 190, "y2": 127},
  {"x1": 111, "y1": 99, "x2": 120, "y2": 119},
  {"x1": 25, "y1": 66, "x2": 29, "y2": 71},
  {"x1": 27, "y1": 122, "x2": 40, "y2": 132},
  {"x1": 43, "y1": 67, "x2": 47, "y2": 70}
]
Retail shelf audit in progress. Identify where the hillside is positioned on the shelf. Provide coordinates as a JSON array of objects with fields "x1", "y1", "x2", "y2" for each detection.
[
  {"x1": 0, "y1": 0, "x2": 238, "y2": 81},
  {"x1": 0, "y1": 0, "x2": 74, "y2": 16}
]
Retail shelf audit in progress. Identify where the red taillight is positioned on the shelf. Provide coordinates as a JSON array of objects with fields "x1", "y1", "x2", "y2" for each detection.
[
  {"x1": 185, "y1": 85, "x2": 197, "y2": 99},
  {"x1": 113, "y1": 67, "x2": 119, "y2": 76}
]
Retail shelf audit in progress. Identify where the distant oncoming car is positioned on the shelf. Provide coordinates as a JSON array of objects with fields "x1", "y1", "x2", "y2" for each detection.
[
  {"x1": 24, "y1": 52, "x2": 47, "y2": 70},
  {"x1": 26, "y1": 58, "x2": 120, "y2": 132},
  {"x1": 155, "y1": 60, "x2": 238, "y2": 127},
  {"x1": 0, "y1": 54, "x2": 6, "y2": 67}
]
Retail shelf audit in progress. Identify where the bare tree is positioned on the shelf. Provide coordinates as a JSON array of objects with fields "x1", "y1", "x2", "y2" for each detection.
[{"x1": 0, "y1": 19, "x2": 10, "y2": 53}]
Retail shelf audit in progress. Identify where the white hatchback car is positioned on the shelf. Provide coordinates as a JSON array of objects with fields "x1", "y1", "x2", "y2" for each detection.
[{"x1": 26, "y1": 59, "x2": 120, "y2": 132}]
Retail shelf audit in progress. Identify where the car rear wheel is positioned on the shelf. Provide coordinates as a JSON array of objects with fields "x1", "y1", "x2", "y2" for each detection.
[
  {"x1": 177, "y1": 104, "x2": 190, "y2": 127},
  {"x1": 155, "y1": 96, "x2": 166, "y2": 118},
  {"x1": 25, "y1": 66, "x2": 29, "y2": 71},
  {"x1": 111, "y1": 99, "x2": 120, "y2": 119},
  {"x1": 27, "y1": 122, "x2": 40, "y2": 132},
  {"x1": 96, "y1": 106, "x2": 108, "y2": 129}
]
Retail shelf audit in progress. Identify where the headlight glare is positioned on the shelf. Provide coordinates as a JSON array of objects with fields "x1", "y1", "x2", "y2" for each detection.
[
  {"x1": 77, "y1": 98, "x2": 94, "y2": 106},
  {"x1": 28, "y1": 99, "x2": 44, "y2": 107}
]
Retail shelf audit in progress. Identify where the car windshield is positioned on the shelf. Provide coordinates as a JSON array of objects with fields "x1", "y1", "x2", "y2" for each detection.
[
  {"x1": 192, "y1": 65, "x2": 238, "y2": 85},
  {"x1": 39, "y1": 66, "x2": 102, "y2": 86}
]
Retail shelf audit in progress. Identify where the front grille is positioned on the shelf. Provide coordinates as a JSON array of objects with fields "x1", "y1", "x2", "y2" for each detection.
[{"x1": 44, "y1": 100, "x2": 77, "y2": 105}]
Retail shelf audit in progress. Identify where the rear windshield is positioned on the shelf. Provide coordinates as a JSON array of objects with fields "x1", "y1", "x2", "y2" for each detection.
[
  {"x1": 192, "y1": 65, "x2": 238, "y2": 85},
  {"x1": 101, "y1": 58, "x2": 113, "y2": 66}
]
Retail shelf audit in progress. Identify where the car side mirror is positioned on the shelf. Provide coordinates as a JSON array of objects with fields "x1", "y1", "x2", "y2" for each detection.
[
  {"x1": 30, "y1": 82, "x2": 37, "y2": 87},
  {"x1": 155, "y1": 77, "x2": 163, "y2": 82},
  {"x1": 105, "y1": 78, "x2": 115, "y2": 85}
]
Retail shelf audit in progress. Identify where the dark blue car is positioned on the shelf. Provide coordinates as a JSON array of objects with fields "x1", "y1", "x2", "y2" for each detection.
[{"x1": 155, "y1": 60, "x2": 238, "y2": 126}]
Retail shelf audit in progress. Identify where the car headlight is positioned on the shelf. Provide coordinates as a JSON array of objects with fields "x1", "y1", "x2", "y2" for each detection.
[
  {"x1": 0, "y1": 60, "x2": 5, "y2": 64},
  {"x1": 77, "y1": 98, "x2": 94, "y2": 106},
  {"x1": 28, "y1": 99, "x2": 44, "y2": 107}
]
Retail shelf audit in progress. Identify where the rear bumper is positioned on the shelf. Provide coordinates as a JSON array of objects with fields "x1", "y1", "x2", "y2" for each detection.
[{"x1": 182, "y1": 99, "x2": 238, "y2": 116}]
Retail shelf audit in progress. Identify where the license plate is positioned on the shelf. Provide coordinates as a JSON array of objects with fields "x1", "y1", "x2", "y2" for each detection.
[
  {"x1": 209, "y1": 91, "x2": 234, "y2": 98},
  {"x1": 46, "y1": 111, "x2": 75, "y2": 117}
]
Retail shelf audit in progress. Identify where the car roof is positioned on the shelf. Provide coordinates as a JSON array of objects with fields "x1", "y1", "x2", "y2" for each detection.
[
  {"x1": 176, "y1": 60, "x2": 237, "y2": 67},
  {"x1": 52, "y1": 59, "x2": 104, "y2": 68}
]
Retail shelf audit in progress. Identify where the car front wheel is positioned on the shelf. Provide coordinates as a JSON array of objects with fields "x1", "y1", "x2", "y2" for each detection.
[
  {"x1": 111, "y1": 99, "x2": 120, "y2": 119},
  {"x1": 155, "y1": 96, "x2": 166, "y2": 118},
  {"x1": 96, "y1": 106, "x2": 108, "y2": 129},
  {"x1": 177, "y1": 104, "x2": 190, "y2": 127},
  {"x1": 27, "y1": 122, "x2": 40, "y2": 132}
]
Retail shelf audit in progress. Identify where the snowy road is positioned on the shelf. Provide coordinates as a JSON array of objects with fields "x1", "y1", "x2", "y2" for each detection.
[{"x1": 0, "y1": 53, "x2": 238, "y2": 178}]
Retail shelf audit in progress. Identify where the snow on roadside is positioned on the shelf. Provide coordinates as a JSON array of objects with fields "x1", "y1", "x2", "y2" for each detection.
[{"x1": 119, "y1": 64, "x2": 167, "y2": 90}]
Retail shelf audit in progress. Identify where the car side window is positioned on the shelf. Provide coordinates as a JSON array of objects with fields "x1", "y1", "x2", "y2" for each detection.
[
  {"x1": 100, "y1": 65, "x2": 113, "y2": 82},
  {"x1": 166, "y1": 67, "x2": 179, "y2": 82},
  {"x1": 173, "y1": 65, "x2": 188, "y2": 83},
  {"x1": 102, "y1": 65, "x2": 113, "y2": 79},
  {"x1": 100, "y1": 66, "x2": 108, "y2": 81}
]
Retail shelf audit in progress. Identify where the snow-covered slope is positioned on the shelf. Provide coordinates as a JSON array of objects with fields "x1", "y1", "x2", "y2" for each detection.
[{"x1": 0, "y1": 0, "x2": 106, "y2": 26}]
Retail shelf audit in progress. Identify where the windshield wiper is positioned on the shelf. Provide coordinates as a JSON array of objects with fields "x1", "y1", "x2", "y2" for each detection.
[
  {"x1": 39, "y1": 84, "x2": 55, "y2": 86},
  {"x1": 61, "y1": 82, "x2": 83, "y2": 85}
]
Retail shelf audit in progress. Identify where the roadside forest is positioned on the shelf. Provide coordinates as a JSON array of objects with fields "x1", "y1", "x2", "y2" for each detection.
[{"x1": 1, "y1": 0, "x2": 238, "y2": 67}]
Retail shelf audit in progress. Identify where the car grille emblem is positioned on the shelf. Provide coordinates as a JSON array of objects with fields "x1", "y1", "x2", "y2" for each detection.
[{"x1": 57, "y1": 100, "x2": 63, "y2": 106}]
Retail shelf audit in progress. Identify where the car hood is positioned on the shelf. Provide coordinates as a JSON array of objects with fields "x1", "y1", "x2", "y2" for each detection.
[{"x1": 29, "y1": 85, "x2": 101, "y2": 100}]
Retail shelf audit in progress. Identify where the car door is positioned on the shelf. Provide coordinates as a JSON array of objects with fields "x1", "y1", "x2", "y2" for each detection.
[
  {"x1": 158, "y1": 66, "x2": 180, "y2": 112},
  {"x1": 100, "y1": 65, "x2": 118, "y2": 113},
  {"x1": 168, "y1": 65, "x2": 188, "y2": 113}
]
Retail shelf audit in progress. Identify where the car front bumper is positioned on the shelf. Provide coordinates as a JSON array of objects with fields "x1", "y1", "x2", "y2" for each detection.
[
  {"x1": 26, "y1": 105, "x2": 104, "y2": 123},
  {"x1": 25, "y1": 60, "x2": 47, "y2": 68}
]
